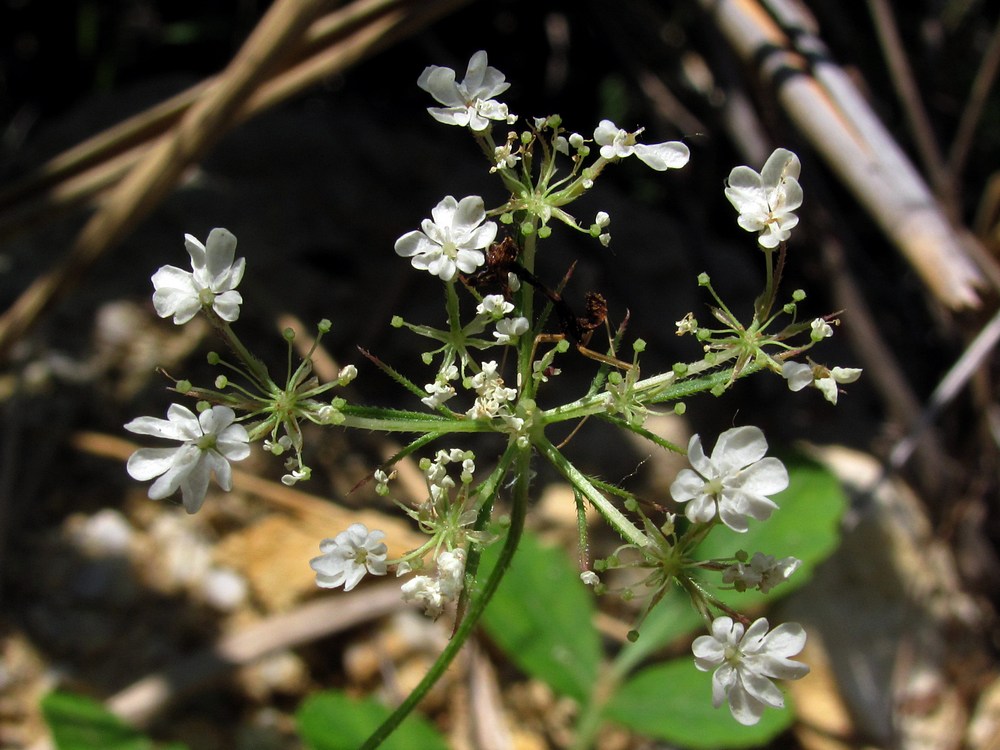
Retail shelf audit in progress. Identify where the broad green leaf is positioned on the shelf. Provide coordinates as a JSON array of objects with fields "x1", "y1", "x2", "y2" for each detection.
[
  {"x1": 606, "y1": 660, "x2": 793, "y2": 748},
  {"x1": 480, "y1": 530, "x2": 601, "y2": 702},
  {"x1": 41, "y1": 691, "x2": 167, "y2": 750},
  {"x1": 297, "y1": 691, "x2": 448, "y2": 750}
]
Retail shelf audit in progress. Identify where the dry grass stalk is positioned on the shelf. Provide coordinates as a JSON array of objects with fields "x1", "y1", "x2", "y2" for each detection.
[{"x1": 0, "y1": 0, "x2": 468, "y2": 361}]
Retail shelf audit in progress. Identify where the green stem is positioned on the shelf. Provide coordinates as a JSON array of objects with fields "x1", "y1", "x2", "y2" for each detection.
[
  {"x1": 358, "y1": 443, "x2": 531, "y2": 750},
  {"x1": 207, "y1": 312, "x2": 275, "y2": 392},
  {"x1": 535, "y1": 434, "x2": 645, "y2": 546},
  {"x1": 517, "y1": 222, "x2": 540, "y2": 400},
  {"x1": 571, "y1": 665, "x2": 622, "y2": 750}
]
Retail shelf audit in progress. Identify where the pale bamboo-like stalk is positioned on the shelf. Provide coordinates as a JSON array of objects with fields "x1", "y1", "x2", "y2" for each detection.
[{"x1": 703, "y1": 0, "x2": 985, "y2": 310}]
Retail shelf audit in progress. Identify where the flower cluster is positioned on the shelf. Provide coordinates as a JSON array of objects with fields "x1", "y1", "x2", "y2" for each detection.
[
  {"x1": 401, "y1": 547, "x2": 467, "y2": 618},
  {"x1": 722, "y1": 552, "x2": 802, "y2": 594},
  {"x1": 122, "y1": 50, "x2": 856, "y2": 738},
  {"x1": 466, "y1": 361, "x2": 518, "y2": 420}
]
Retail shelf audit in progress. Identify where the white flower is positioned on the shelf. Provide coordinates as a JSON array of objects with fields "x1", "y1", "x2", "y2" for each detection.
[
  {"x1": 815, "y1": 367, "x2": 862, "y2": 405},
  {"x1": 401, "y1": 548, "x2": 466, "y2": 618},
  {"x1": 492, "y1": 142, "x2": 520, "y2": 172},
  {"x1": 477, "y1": 294, "x2": 514, "y2": 317},
  {"x1": 722, "y1": 552, "x2": 801, "y2": 593},
  {"x1": 263, "y1": 435, "x2": 293, "y2": 455},
  {"x1": 783, "y1": 362, "x2": 861, "y2": 404},
  {"x1": 151, "y1": 228, "x2": 245, "y2": 324},
  {"x1": 421, "y1": 380, "x2": 456, "y2": 409},
  {"x1": 580, "y1": 570, "x2": 600, "y2": 586},
  {"x1": 395, "y1": 195, "x2": 498, "y2": 281},
  {"x1": 669, "y1": 426, "x2": 788, "y2": 532},
  {"x1": 467, "y1": 361, "x2": 517, "y2": 419},
  {"x1": 436, "y1": 548, "x2": 466, "y2": 599},
  {"x1": 417, "y1": 50, "x2": 513, "y2": 132},
  {"x1": 724, "y1": 148, "x2": 803, "y2": 249},
  {"x1": 693, "y1": 616, "x2": 809, "y2": 725},
  {"x1": 780, "y1": 361, "x2": 813, "y2": 392},
  {"x1": 595, "y1": 211, "x2": 610, "y2": 228},
  {"x1": 281, "y1": 467, "x2": 311, "y2": 486},
  {"x1": 675, "y1": 312, "x2": 698, "y2": 336},
  {"x1": 593, "y1": 119, "x2": 690, "y2": 171},
  {"x1": 810, "y1": 318, "x2": 833, "y2": 340},
  {"x1": 125, "y1": 404, "x2": 250, "y2": 513},
  {"x1": 401, "y1": 575, "x2": 446, "y2": 618},
  {"x1": 494, "y1": 316, "x2": 529, "y2": 344},
  {"x1": 310, "y1": 523, "x2": 388, "y2": 592}
]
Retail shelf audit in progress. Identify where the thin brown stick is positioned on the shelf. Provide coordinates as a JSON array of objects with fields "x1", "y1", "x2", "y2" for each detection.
[
  {"x1": 0, "y1": 1, "x2": 455, "y2": 242},
  {"x1": 0, "y1": 0, "x2": 411, "y2": 214},
  {"x1": 0, "y1": 0, "x2": 331, "y2": 360},
  {"x1": 947, "y1": 13, "x2": 1000, "y2": 182},
  {"x1": 108, "y1": 583, "x2": 407, "y2": 727},
  {"x1": 0, "y1": 0, "x2": 469, "y2": 362},
  {"x1": 865, "y1": 0, "x2": 955, "y2": 212}
]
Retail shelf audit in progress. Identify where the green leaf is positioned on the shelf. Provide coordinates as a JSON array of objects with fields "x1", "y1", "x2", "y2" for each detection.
[
  {"x1": 605, "y1": 660, "x2": 793, "y2": 748},
  {"x1": 480, "y1": 530, "x2": 601, "y2": 702},
  {"x1": 297, "y1": 691, "x2": 448, "y2": 750},
  {"x1": 41, "y1": 691, "x2": 162, "y2": 750}
]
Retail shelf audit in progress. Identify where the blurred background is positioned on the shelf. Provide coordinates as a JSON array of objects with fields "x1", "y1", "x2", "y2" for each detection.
[{"x1": 1, "y1": 0, "x2": 999, "y2": 748}]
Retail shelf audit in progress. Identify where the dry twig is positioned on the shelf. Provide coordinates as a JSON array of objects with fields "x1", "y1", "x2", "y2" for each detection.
[{"x1": 0, "y1": 0, "x2": 469, "y2": 362}]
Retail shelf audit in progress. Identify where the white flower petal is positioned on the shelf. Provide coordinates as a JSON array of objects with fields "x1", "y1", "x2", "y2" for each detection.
[
  {"x1": 203, "y1": 227, "x2": 238, "y2": 281},
  {"x1": 760, "y1": 148, "x2": 801, "y2": 187},
  {"x1": 831, "y1": 366, "x2": 862, "y2": 384},
  {"x1": 126, "y1": 447, "x2": 182, "y2": 481},
  {"x1": 781, "y1": 361, "x2": 813, "y2": 391},
  {"x1": 711, "y1": 426, "x2": 768, "y2": 474},
  {"x1": 734, "y1": 457, "x2": 789, "y2": 496},
  {"x1": 184, "y1": 234, "x2": 207, "y2": 269},
  {"x1": 727, "y1": 684, "x2": 767, "y2": 725},
  {"x1": 212, "y1": 291, "x2": 243, "y2": 322},
  {"x1": 634, "y1": 141, "x2": 690, "y2": 171}
]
